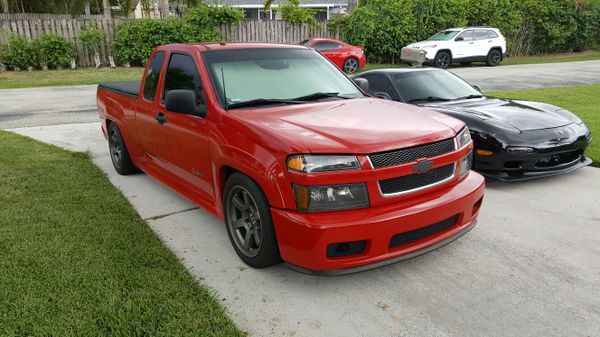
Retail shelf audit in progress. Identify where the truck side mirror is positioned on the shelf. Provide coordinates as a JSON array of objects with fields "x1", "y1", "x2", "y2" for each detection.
[
  {"x1": 455, "y1": 37, "x2": 464, "y2": 42},
  {"x1": 165, "y1": 89, "x2": 207, "y2": 118},
  {"x1": 353, "y1": 77, "x2": 369, "y2": 92}
]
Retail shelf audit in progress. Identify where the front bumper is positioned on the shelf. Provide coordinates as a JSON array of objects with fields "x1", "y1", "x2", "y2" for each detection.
[
  {"x1": 271, "y1": 171, "x2": 485, "y2": 275},
  {"x1": 400, "y1": 47, "x2": 428, "y2": 65}
]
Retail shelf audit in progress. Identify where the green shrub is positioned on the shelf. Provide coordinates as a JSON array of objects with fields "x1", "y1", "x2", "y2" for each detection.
[
  {"x1": 112, "y1": 18, "x2": 218, "y2": 66},
  {"x1": 78, "y1": 25, "x2": 104, "y2": 54},
  {"x1": 0, "y1": 35, "x2": 37, "y2": 70},
  {"x1": 278, "y1": 0, "x2": 317, "y2": 24},
  {"x1": 185, "y1": 3, "x2": 244, "y2": 26},
  {"x1": 35, "y1": 34, "x2": 76, "y2": 69}
]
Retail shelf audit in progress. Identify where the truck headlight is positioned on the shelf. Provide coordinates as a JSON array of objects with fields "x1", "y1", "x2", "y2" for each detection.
[
  {"x1": 287, "y1": 155, "x2": 360, "y2": 173},
  {"x1": 459, "y1": 151, "x2": 473, "y2": 176},
  {"x1": 456, "y1": 127, "x2": 472, "y2": 149},
  {"x1": 293, "y1": 183, "x2": 369, "y2": 212}
]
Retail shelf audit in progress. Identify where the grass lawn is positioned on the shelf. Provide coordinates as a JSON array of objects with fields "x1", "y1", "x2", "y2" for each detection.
[
  {"x1": 0, "y1": 131, "x2": 242, "y2": 336},
  {"x1": 486, "y1": 84, "x2": 600, "y2": 167},
  {"x1": 0, "y1": 67, "x2": 143, "y2": 89},
  {"x1": 362, "y1": 50, "x2": 600, "y2": 72}
]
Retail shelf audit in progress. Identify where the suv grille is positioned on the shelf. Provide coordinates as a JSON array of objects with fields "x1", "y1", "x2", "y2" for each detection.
[
  {"x1": 379, "y1": 164, "x2": 455, "y2": 195},
  {"x1": 389, "y1": 215, "x2": 458, "y2": 248},
  {"x1": 369, "y1": 138, "x2": 455, "y2": 169}
]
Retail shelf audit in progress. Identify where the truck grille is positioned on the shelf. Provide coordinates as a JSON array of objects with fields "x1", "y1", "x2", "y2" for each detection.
[
  {"x1": 379, "y1": 164, "x2": 455, "y2": 195},
  {"x1": 389, "y1": 215, "x2": 458, "y2": 248},
  {"x1": 369, "y1": 138, "x2": 455, "y2": 169}
]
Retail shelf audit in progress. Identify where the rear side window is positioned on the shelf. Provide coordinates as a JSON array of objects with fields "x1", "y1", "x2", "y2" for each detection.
[
  {"x1": 457, "y1": 30, "x2": 474, "y2": 41},
  {"x1": 488, "y1": 30, "x2": 499, "y2": 38},
  {"x1": 313, "y1": 42, "x2": 343, "y2": 51},
  {"x1": 474, "y1": 30, "x2": 489, "y2": 40},
  {"x1": 143, "y1": 51, "x2": 165, "y2": 100},
  {"x1": 162, "y1": 52, "x2": 205, "y2": 105}
]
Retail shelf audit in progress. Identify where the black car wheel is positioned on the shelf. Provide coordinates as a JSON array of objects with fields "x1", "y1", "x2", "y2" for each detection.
[
  {"x1": 108, "y1": 122, "x2": 139, "y2": 175},
  {"x1": 343, "y1": 57, "x2": 359, "y2": 73},
  {"x1": 486, "y1": 49, "x2": 502, "y2": 66},
  {"x1": 223, "y1": 173, "x2": 280, "y2": 268},
  {"x1": 434, "y1": 51, "x2": 451, "y2": 69}
]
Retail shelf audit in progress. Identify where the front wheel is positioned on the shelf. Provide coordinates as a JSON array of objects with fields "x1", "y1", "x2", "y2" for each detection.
[
  {"x1": 223, "y1": 173, "x2": 280, "y2": 268},
  {"x1": 486, "y1": 49, "x2": 502, "y2": 66},
  {"x1": 434, "y1": 51, "x2": 451, "y2": 69},
  {"x1": 107, "y1": 122, "x2": 139, "y2": 175},
  {"x1": 343, "y1": 57, "x2": 359, "y2": 73}
]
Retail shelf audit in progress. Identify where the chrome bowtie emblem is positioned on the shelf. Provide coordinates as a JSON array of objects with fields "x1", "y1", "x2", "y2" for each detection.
[{"x1": 413, "y1": 159, "x2": 433, "y2": 174}]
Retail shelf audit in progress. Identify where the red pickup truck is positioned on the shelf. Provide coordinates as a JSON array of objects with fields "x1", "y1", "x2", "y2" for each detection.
[{"x1": 97, "y1": 43, "x2": 484, "y2": 275}]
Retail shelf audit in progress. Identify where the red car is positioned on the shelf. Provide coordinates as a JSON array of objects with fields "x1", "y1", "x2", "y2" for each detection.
[
  {"x1": 97, "y1": 43, "x2": 484, "y2": 275},
  {"x1": 301, "y1": 38, "x2": 366, "y2": 73}
]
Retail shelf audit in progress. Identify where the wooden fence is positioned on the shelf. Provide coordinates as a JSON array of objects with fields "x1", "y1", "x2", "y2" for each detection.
[{"x1": 0, "y1": 13, "x2": 338, "y2": 67}]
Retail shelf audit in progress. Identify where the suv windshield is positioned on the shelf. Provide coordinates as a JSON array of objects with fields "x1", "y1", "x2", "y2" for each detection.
[
  {"x1": 427, "y1": 30, "x2": 460, "y2": 41},
  {"x1": 203, "y1": 48, "x2": 364, "y2": 109},
  {"x1": 392, "y1": 70, "x2": 482, "y2": 102}
]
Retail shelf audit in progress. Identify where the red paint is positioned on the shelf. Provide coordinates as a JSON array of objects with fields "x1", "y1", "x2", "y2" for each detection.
[
  {"x1": 303, "y1": 38, "x2": 367, "y2": 71},
  {"x1": 97, "y1": 43, "x2": 484, "y2": 272}
]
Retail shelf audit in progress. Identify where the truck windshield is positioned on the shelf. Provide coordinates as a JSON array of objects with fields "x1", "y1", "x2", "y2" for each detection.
[
  {"x1": 392, "y1": 70, "x2": 482, "y2": 102},
  {"x1": 428, "y1": 30, "x2": 460, "y2": 41},
  {"x1": 203, "y1": 48, "x2": 364, "y2": 109}
]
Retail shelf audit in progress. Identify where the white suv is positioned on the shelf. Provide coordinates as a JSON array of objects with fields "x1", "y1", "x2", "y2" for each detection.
[{"x1": 401, "y1": 27, "x2": 506, "y2": 69}]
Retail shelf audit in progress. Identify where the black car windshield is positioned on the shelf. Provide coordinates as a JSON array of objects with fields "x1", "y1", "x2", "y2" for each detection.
[
  {"x1": 392, "y1": 70, "x2": 482, "y2": 102},
  {"x1": 203, "y1": 48, "x2": 364, "y2": 109},
  {"x1": 427, "y1": 30, "x2": 460, "y2": 41}
]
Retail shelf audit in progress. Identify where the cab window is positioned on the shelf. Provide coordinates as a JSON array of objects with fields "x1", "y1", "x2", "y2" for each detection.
[
  {"x1": 143, "y1": 51, "x2": 165, "y2": 101},
  {"x1": 162, "y1": 52, "x2": 205, "y2": 107}
]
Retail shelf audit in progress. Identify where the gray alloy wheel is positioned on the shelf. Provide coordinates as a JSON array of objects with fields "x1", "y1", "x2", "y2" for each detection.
[
  {"x1": 434, "y1": 51, "x2": 451, "y2": 69},
  {"x1": 107, "y1": 123, "x2": 138, "y2": 175},
  {"x1": 226, "y1": 186, "x2": 263, "y2": 258},
  {"x1": 343, "y1": 57, "x2": 359, "y2": 73},
  {"x1": 486, "y1": 49, "x2": 502, "y2": 66}
]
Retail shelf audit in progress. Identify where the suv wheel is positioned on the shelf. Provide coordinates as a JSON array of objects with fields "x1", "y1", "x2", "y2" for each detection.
[
  {"x1": 108, "y1": 122, "x2": 139, "y2": 175},
  {"x1": 223, "y1": 173, "x2": 280, "y2": 268},
  {"x1": 343, "y1": 57, "x2": 359, "y2": 73},
  {"x1": 486, "y1": 49, "x2": 502, "y2": 66},
  {"x1": 434, "y1": 51, "x2": 451, "y2": 69}
]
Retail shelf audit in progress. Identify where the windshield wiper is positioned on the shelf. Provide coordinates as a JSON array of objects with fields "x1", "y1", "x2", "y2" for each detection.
[
  {"x1": 408, "y1": 96, "x2": 453, "y2": 103},
  {"x1": 290, "y1": 92, "x2": 351, "y2": 101},
  {"x1": 227, "y1": 98, "x2": 304, "y2": 109},
  {"x1": 454, "y1": 94, "x2": 484, "y2": 100}
]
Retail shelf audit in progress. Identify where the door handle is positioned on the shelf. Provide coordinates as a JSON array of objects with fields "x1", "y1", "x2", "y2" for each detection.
[
  {"x1": 469, "y1": 42, "x2": 474, "y2": 44},
  {"x1": 155, "y1": 112, "x2": 167, "y2": 124}
]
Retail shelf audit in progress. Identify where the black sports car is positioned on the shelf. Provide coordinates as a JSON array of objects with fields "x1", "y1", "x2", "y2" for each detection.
[{"x1": 353, "y1": 68, "x2": 592, "y2": 181}]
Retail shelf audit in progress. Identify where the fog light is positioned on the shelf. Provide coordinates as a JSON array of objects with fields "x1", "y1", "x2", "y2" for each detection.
[
  {"x1": 459, "y1": 151, "x2": 473, "y2": 176},
  {"x1": 326, "y1": 240, "x2": 366, "y2": 258}
]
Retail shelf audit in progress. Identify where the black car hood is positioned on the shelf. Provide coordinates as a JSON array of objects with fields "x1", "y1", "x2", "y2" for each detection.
[{"x1": 423, "y1": 97, "x2": 577, "y2": 131}]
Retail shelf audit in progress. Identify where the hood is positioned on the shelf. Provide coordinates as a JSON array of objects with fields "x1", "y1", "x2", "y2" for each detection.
[
  {"x1": 425, "y1": 97, "x2": 576, "y2": 132},
  {"x1": 232, "y1": 98, "x2": 463, "y2": 154}
]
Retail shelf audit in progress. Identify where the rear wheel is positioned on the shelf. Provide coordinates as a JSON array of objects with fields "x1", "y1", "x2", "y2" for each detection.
[
  {"x1": 434, "y1": 51, "x2": 451, "y2": 69},
  {"x1": 223, "y1": 173, "x2": 280, "y2": 268},
  {"x1": 343, "y1": 57, "x2": 359, "y2": 73},
  {"x1": 107, "y1": 122, "x2": 139, "y2": 175},
  {"x1": 486, "y1": 49, "x2": 502, "y2": 66}
]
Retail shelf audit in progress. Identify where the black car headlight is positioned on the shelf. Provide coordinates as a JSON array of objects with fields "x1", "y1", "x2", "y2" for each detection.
[
  {"x1": 287, "y1": 155, "x2": 360, "y2": 173},
  {"x1": 456, "y1": 127, "x2": 472, "y2": 149},
  {"x1": 293, "y1": 183, "x2": 370, "y2": 213},
  {"x1": 459, "y1": 151, "x2": 473, "y2": 176}
]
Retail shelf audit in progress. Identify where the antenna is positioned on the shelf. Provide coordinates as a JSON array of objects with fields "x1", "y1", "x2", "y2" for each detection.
[{"x1": 221, "y1": 67, "x2": 228, "y2": 110}]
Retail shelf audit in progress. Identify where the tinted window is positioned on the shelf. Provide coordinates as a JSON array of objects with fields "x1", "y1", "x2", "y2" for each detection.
[
  {"x1": 143, "y1": 51, "x2": 165, "y2": 100},
  {"x1": 488, "y1": 30, "x2": 499, "y2": 38},
  {"x1": 392, "y1": 70, "x2": 481, "y2": 102},
  {"x1": 313, "y1": 42, "x2": 342, "y2": 51},
  {"x1": 457, "y1": 30, "x2": 474, "y2": 41},
  {"x1": 361, "y1": 74, "x2": 398, "y2": 100},
  {"x1": 474, "y1": 30, "x2": 489, "y2": 40},
  {"x1": 163, "y1": 53, "x2": 204, "y2": 105}
]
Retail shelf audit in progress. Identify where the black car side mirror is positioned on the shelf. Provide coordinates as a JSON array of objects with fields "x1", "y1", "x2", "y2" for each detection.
[
  {"x1": 455, "y1": 37, "x2": 464, "y2": 42},
  {"x1": 353, "y1": 77, "x2": 369, "y2": 92},
  {"x1": 373, "y1": 92, "x2": 392, "y2": 100},
  {"x1": 165, "y1": 89, "x2": 207, "y2": 118},
  {"x1": 472, "y1": 85, "x2": 482, "y2": 92}
]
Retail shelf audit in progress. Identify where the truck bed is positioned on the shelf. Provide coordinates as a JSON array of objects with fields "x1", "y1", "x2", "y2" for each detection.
[{"x1": 98, "y1": 81, "x2": 141, "y2": 97}]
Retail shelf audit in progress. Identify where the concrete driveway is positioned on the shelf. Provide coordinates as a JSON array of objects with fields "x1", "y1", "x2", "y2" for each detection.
[
  {"x1": 8, "y1": 122, "x2": 600, "y2": 337},
  {"x1": 2, "y1": 60, "x2": 600, "y2": 128}
]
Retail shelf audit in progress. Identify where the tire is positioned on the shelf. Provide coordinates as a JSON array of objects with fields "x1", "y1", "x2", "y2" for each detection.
[
  {"x1": 433, "y1": 51, "x2": 451, "y2": 69},
  {"x1": 107, "y1": 122, "x2": 139, "y2": 175},
  {"x1": 223, "y1": 173, "x2": 280, "y2": 268},
  {"x1": 343, "y1": 57, "x2": 359, "y2": 73},
  {"x1": 486, "y1": 49, "x2": 502, "y2": 66}
]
